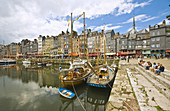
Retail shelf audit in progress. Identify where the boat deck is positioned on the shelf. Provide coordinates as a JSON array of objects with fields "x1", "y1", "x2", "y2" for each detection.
[{"x1": 88, "y1": 67, "x2": 114, "y2": 85}]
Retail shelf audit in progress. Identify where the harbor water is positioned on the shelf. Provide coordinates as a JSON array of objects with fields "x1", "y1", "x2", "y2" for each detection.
[{"x1": 0, "y1": 64, "x2": 112, "y2": 111}]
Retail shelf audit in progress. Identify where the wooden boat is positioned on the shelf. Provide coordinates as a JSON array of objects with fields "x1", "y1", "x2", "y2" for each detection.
[
  {"x1": 86, "y1": 26, "x2": 118, "y2": 88},
  {"x1": 59, "y1": 60, "x2": 92, "y2": 86},
  {"x1": 59, "y1": 88, "x2": 75, "y2": 99},
  {"x1": 59, "y1": 12, "x2": 94, "y2": 86},
  {"x1": 87, "y1": 65, "x2": 118, "y2": 88}
]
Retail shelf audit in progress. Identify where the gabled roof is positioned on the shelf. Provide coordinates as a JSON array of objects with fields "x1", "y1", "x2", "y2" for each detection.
[
  {"x1": 128, "y1": 28, "x2": 137, "y2": 35},
  {"x1": 106, "y1": 30, "x2": 113, "y2": 33},
  {"x1": 138, "y1": 29, "x2": 148, "y2": 33}
]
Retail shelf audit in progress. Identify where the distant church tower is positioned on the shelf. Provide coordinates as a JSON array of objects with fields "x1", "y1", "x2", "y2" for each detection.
[{"x1": 133, "y1": 13, "x2": 135, "y2": 30}]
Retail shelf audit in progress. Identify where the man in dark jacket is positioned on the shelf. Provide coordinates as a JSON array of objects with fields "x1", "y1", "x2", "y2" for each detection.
[{"x1": 155, "y1": 64, "x2": 165, "y2": 75}]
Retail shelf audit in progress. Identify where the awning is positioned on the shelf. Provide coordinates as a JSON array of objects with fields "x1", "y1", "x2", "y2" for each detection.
[
  {"x1": 166, "y1": 50, "x2": 170, "y2": 52},
  {"x1": 113, "y1": 53, "x2": 128, "y2": 55},
  {"x1": 3, "y1": 55, "x2": 16, "y2": 57},
  {"x1": 106, "y1": 53, "x2": 116, "y2": 55},
  {"x1": 68, "y1": 52, "x2": 79, "y2": 56},
  {"x1": 89, "y1": 53, "x2": 101, "y2": 56}
]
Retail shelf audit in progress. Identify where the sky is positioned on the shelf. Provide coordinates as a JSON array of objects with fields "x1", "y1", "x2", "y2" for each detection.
[{"x1": 0, "y1": 0, "x2": 169, "y2": 45}]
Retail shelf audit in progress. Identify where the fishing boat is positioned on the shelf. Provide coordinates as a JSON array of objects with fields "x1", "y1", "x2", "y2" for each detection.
[
  {"x1": 87, "y1": 65, "x2": 118, "y2": 88},
  {"x1": 59, "y1": 88, "x2": 75, "y2": 99},
  {"x1": 37, "y1": 62, "x2": 46, "y2": 66},
  {"x1": 86, "y1": 27, "x2": 118, "y2": 88},
  {"x1": 60, "y1": 60, "x2": 93, "y2": 86},
  {"x1": 0, "y1": 58, "x2": 16, "y2": 65},
  {"x1": 22, "y1": 60, "x2": 31, "y2": 64},
  {"x1": 59, "y1": 12, "x2": 94, "y2": 86}
]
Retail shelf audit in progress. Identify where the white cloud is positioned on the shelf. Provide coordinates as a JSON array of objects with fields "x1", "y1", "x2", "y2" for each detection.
[
  {"x1": 88, "y1": 24, "x2": 122, "y2": 32},
  {"x1": 122, "y1": 14, "x2": 148, "y2": 24},
  {"x1": 142, "y1": 16, "x2": 158, "y2": 22},
  {"x1": 0, "y1": 0, "x2": 152, "y2": 44}
]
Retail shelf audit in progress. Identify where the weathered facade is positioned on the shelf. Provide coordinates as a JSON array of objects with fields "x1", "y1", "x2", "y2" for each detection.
[
  {"x1": 150, "y1": 20, "x2": 170, "y2": 58},
  {"x1": 106, "y1": 30, "x2": 115, "y2": 53},
  {"x1": 38, "y1": 35, "x2": 46, "y2": 55}
]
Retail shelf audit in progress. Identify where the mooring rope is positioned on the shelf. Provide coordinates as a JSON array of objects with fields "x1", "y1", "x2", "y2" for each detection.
[{"x1": 72, "y1": 82, "x2": 86, "y2": 111}]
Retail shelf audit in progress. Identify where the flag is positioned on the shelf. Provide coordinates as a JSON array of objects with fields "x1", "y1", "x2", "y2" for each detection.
[
  {"x1": 64, "y1": 42, "x2": 66, "y2": 47},
  {"x1": 87, "y1": 48, "x2": 89, "y2": 55},
  {"x1": 68, "y1": 19, "x2": 70, "y2": 28},
  {"x1": 73, "y1": 12, "x2": 84, "y2": 22}
]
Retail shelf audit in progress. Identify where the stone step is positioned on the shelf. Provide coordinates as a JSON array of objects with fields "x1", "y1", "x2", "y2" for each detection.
[
  {"x1": 135, "y1": 66, "x2": 170, "y2": 100},
  {"x1": 160, "y1": 71, "x2": 170, "y2": 81},
  {"x1": 137, "y1": 66, "x2": 170, "y2": 89},
  {"x1": 127, "y1": 68, "x2": 170, "y2": 111}
]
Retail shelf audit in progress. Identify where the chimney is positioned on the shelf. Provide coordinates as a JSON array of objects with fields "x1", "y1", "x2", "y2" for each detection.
[
  {"x1": 102, "y1": 30, "x2": 104, "y2": 35},
  {"x1": 163, "y1": 20, "x2": 166, "y2": 26},
  {"x1": 89, "y1": 29, "x2": 91, "y2": 33},
  {"x1": 62, "y1": 31, "x2": 65, "y2": 35},
  {"x1": 149, "y1": 25, "x2": 151, "y2": 33}
]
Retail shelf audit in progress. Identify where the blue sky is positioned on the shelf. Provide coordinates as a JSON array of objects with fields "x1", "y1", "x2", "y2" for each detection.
[
  {"x1": 0, "y1": 0, "x2": 169, "y2": 44},
  {"x1": 82, "y1": 0, "x2": 170, "y2": 34}
]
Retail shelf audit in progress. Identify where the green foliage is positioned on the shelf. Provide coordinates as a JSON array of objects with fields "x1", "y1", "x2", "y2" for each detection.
[{"x1": 154, "y1": 106, "x2": 164, "y2": 111}]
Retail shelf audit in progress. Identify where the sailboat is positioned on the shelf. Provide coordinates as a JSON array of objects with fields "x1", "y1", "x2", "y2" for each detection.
[
  {"x1": 59, "y1": 12, "x2": 94, "y2": 86},
  {"x1": 86, "y1": 28, "x2": 118, "y2": 88}
]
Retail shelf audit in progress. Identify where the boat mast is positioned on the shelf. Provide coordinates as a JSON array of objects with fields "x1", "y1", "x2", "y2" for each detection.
[
  {"x1": 97, "y1": 36, "x2": 99, "y2": 74},
  {"x1": 83, "y1": 12, "x2": 86, "y2": 60},
  {"x1": 71, "y1": 13, "x2": 73, "y2": 64},
  {"x1": 104, "y1": 28, "x2": 106, "y2": 65}
]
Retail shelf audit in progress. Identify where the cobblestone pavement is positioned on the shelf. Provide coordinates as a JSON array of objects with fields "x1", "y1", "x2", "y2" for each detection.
[
  {"x1": 106, "y1": 64, "x2": 170, "y2": 111},
  {"x1": 106, "y1": 65, "x2": 139, "y2": 111}
]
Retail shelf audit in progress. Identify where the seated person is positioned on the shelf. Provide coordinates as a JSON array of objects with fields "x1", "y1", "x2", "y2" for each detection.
[
  {"x1": 150, "y1": 62, "x2": 158, "y2": 72},
  {"x1": 155, "y1": 64, "x2": 165, "y2": 75},
  {"x1": 145, "y1": 61, "x2": 152, "y2": 70},
  {"x1": 142, "y1": 61, "x2": 147, "y2": 67},
  {"x1": 138, "y1": 60, "x2": 143, "y2": 66}
]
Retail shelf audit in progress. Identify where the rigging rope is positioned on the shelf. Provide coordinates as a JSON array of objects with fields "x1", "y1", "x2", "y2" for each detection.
[{"x1": 72, "y1": 82, "x2": 86, "y2": 111}]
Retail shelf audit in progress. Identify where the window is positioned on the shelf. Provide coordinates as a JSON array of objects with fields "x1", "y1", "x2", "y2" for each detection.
[
  {"x1": 122, "y1": 41, "x2": 124, "y2": 44},
  {"x1": 143, "y1": 45, "x2": 146, "y2": 48},
  {"x1": 151, "y1": 38, "x2": 155, "y2": 41},
  {"x1": 156, "y1": 44, "x2": 160, "y2": 48},
  {"x1": 152, "y1": 32, "x2": 155, "y2": 36},
  {"x1": 129, "y1": 45, "x2": 131, "y2": 48},
  {"x1": 143, "y1": 40, "x2": 146, "y2": 44},
  {"x1": 151, "y1": 44, "x2": 155, "y2": 48},
  {"x1": 156, "y1": 37, "x2": 160, "y2": 41},
  {"x1": 157, "y1": 31, "x2": 160, "y2": 35}
]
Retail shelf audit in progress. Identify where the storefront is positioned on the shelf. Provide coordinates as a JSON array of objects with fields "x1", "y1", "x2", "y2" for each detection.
[
  {"x1": 166, "y1": 49, "x2": 170, "y2": 58},
  {"x1": 142, "y1": 50, "x2": 151, "y2": 58},
  {"x1": 151, "y1": 50, "x2": 165, "y2": 58}
]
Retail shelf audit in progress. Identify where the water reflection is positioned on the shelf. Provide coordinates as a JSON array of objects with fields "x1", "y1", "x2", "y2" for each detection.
[{"x1": 0, "y1": 64, "x2": 112, "y2": 111}]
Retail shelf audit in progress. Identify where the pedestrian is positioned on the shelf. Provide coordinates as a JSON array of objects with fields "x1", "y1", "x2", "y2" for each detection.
[{"x1": 127, "y1": 56, "x2": 129, "y2": 63}]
